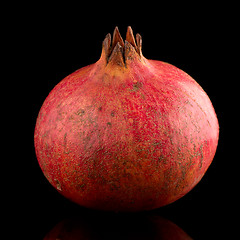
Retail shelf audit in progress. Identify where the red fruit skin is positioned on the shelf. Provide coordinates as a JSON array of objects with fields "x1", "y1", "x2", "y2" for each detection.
[{"x1": 34, "y1": 31, "x2": 219, "y2": 212}]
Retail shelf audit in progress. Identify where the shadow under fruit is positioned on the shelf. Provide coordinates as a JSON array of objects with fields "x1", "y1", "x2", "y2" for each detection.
[{"x1": 34, "y1": 27, "x2": 219, "y2": 211}]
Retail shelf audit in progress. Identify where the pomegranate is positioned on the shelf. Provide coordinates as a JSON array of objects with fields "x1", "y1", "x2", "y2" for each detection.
[{"x1": 34, "y1": 27, "x2": 219, "y2": 211}]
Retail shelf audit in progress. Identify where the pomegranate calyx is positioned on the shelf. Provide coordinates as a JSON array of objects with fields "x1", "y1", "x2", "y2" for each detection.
[{"x1": 102, "y1": 26, "x2": 143, "y2": 66}]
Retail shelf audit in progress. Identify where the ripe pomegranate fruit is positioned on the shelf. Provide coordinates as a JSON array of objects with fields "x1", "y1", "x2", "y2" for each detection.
[{"x1": 34, "y1": 27, "x2": 219, "y2": 211}]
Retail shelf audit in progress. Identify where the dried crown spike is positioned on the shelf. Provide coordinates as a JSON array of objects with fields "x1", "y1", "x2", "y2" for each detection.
[
  {"x1": 112, "y1": 27, "x2": 125, "y2": 50},
  {"x1": 136, "y1": 33, "x2": 142, "y2": 55},
  {"x1": 102, "y1": 33, "x2": 111, "y2": 59},
  {"x1": 126, "y1": 26, "x2": 138, "y2": 50},
  {"x1": 108, "y1": 42, "x2": 125, "y2": 67}
]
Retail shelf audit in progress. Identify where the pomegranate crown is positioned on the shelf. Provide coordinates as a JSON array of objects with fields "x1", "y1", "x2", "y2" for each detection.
[{"x1": 102, "y1": 26, "x2": 143, "y2": 67}]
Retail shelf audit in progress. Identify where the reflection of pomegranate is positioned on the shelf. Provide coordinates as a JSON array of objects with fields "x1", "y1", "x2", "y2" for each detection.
[
  {"x1": 44, "y1": 214, "x2": 193, "y2": 240},
  {"x1": 34, "y1": 27, "x2": 219, "y2": 211}
]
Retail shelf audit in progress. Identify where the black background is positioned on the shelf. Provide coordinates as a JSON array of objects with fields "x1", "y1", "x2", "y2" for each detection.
[{"x1": 9, "y1": 2, "x2": 237, "y2": 239}]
